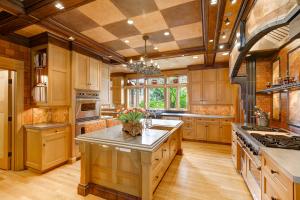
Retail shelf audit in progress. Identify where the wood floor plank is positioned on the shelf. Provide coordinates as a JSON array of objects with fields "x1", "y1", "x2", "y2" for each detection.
[{"x1": 0, "y1": 142, "x2": 252, "y2": 200}]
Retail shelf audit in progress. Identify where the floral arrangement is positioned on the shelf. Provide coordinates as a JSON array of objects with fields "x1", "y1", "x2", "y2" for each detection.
[
  {"x1": 118, "y1": 108, "x2": 146, "y2": 123},
  {"x1": 118, "y1": 108, "x2": 147, "y2": 136}
]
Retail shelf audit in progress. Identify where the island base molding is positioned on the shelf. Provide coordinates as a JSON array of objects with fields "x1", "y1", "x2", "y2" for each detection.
[{"x1": 78, "y1": 183, "x2": 141, "y2": 200}]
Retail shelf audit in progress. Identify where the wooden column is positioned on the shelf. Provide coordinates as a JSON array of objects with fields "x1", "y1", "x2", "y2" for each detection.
[
  {"x1": 78, "y1": 142, "x2": 91, "y2": 196},
  {"x1": 141, "y1": 151, "x2": 152, "y2": 200}
]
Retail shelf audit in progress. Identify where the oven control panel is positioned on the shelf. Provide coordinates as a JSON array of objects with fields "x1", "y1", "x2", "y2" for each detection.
[{"x1": 76, "y1": 90, "x2": 100, "y2": 99}]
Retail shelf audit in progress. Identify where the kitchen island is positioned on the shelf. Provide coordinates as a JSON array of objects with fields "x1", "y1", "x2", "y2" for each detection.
[{"x1": 76, "y1": 119, "x2": 183, "y2": 200}]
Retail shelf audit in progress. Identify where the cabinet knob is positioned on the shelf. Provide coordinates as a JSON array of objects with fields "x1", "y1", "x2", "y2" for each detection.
[
  {"x1": 155, "y1": 175, "x2": 159, "y2": 179},
  {"x1": 43, "y1": 144, "x2": 45, "y2": 147},
  {"x1": 155, "y1": 158, "x2": 159, "y2": 161},
  {"x1": 271, "y1": 197, "x2": 278, "y2": 200}
]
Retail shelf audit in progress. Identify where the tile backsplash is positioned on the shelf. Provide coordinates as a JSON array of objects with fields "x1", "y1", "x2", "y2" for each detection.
[
  {"x1": 23, "y1": 107, "x2": 69, "y2": 125},
  {"x1": 190, "y1": 105, "x2": 234, "y2": 116}
]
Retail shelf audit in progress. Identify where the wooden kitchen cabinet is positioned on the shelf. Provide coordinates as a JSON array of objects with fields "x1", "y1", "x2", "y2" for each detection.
[
  {"x1": 195, "y1": 120, "x2": 206, "y2": 140},
  {"x1": 73, "y1": 52, "x2": 100, "y2": 91},
  {"x1": 100, "y1": 63, "x2": 110, "y2": 105},
  {"x1": 26, "y1": 126, "x2": 69, "y2": 172},
  {"x1": 111, "y1": 76, "x2": 124, "y2": 106},
  {"x1": 206, "y1": 121, "x2": 220, "y2": 141},
  {"x1": 220, "y1": 121, "x2": 232, "y2": 143},
  {"x1": 189, "y1": 70, "x2": 203, "y2": 104},
  {"x1": 32, "y1": 44, "x2": 70, "y2": 106}
]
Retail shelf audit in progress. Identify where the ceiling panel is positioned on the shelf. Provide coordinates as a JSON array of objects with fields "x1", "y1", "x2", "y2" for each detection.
[{"x1": 14, "y1": 24, "x2": 47, "y2": 37}]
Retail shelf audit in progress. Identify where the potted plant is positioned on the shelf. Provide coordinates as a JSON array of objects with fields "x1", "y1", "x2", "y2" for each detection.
[{"x1": 118, "y1": 108, "x2": 146, "y2": 136}]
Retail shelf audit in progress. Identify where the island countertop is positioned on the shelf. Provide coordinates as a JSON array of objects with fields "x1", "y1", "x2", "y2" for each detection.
[{"x1": 76, "y1": 119, "x2": 183, "y2": 152}]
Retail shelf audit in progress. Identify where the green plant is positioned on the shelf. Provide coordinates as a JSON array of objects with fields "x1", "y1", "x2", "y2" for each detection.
[{"x1": 118, "y1": 108, "x2": 146, "y2": 123}]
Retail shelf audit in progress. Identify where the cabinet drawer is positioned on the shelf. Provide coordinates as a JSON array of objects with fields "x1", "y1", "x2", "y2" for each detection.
[
  {"x1": 197, "y1": 118, "x2": 220, "y2": 123},
  {"x1": 152, "y1": 145, "x2": 164, "y2": 171},
  {"x1": 182, "y1": 117, "x2": 193, "y2": 122},
  {"x1": 182, "y1": 129, "x2": 194, "y2": 139},
  {"x1": 262, "y1": 154, "x2": 293, "y2": 199},
  {"x1": 152, "y1": 165, "x2": 164, "y2": 192},
  {"x1": 183, "y1": 120, "x2": 193, "y2": 128},
  {"x1": 41, "y1": 127, "x2": 66, "y2": 135}
]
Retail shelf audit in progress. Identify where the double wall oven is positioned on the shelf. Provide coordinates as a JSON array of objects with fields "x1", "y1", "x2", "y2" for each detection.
[{"x1": 75, "y1": 90, "x2": 101, "y2": 137}]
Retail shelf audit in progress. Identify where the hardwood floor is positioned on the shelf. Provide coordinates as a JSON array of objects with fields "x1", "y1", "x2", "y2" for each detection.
[{"x1": 0, "y1": 142, "x2": 252, "y2": 200}]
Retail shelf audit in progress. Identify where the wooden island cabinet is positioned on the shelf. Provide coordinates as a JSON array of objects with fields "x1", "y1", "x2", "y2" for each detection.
[{"x1": 76, "y1": 119, "x2": 183, "y2": 200}]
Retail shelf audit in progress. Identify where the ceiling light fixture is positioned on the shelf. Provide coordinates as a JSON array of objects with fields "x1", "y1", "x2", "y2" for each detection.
[
  {"x1": 127, "y1": 19, "x2": 134, "y2": 25},
  {"x1": 209, "y1": 39, "x2": 214, "y2": 43},
  {"x1": 55, "y1": 2, "x2": 64, "y2": 10},
  {"x1": 108, "y1": 56, "x2": 113, "y2": 58},
  {"x1": 219, "y1": 45, "x2": 224, "y2": 49},
  {"x1": 164, "y1": 31, "x2": 170, "y2": 36},
  {"x1": 124, "y1": 40, "x2": 129, "y2": 43},
  {"x1": 210, "y1": 0, "x2": 218, "y2": 5},
  {"x1": 122, "y1": 64, "x2": 127, "y2": 67},
  {"x1": 224, "y1": 17, "x2": 230, "y2": 26},
  {"x1": 182, "y1": 55, "x2": 185, "y2": 57},
  {"x1": 128, "y1": 35, "x2": 160, "y2": 75},
  {"x1": 193, "y1": 56, "x2": 199, "y2": 59},
  {"x1": 154, "y1": 47, "x2": 158, "y2": 50},
  {"x1": 221, "y1": 32, "x2": 226, "y2": 39},
  {"x1": 236, "y1": 32, "x2": 240, "y2": 38},
  {"x1": 68, "y1": 36, "x2": 75, "y2": 41},
  {"x1": 230, "y1": 0, "x2": 237, "y2": 4},
  {"x1": 222, "y1": 52, "x2": 229, "y2": 56}
]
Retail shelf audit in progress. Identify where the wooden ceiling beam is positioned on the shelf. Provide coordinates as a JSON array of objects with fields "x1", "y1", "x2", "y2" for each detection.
[
  {"x1": 39, "y1": 18, "x2": 126, "y2": 63},
  {"x1": 0, "y1": 0, "x2": 25, "y2": 15},
  {"x1": 188, "y1": 62, "x2": 228, "y2": 70}
]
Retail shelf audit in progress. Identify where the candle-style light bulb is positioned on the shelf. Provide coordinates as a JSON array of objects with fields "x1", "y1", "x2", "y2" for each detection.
[{"x1": 130, "y1": 59, "x2": 133, "y2": 64}]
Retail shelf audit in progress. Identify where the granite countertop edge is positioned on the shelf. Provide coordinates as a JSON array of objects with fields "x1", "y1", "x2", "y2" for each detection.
[
  {"x1": 161, "y1": 113, "x2": 234, "y2": 119},
  {"x1": 24, "y1": 123, "x2": 70, "y2": 130},
  {"x1": 76, "y1": 120, "x2": 184, "y2": 152}
]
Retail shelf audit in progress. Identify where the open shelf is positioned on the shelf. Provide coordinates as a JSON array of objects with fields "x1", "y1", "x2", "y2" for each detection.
[{"x1": 256, "y1": 82, "x2": 300, "y2": 94}]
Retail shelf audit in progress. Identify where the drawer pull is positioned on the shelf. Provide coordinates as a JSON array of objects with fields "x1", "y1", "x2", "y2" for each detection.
[
  {"x1": 155, "y1": 158, "x2": 159, "y2": 161},
  {"x1": 163, "y1": 149, "x2": 167, "y2": 152},
  {"x1": 43, "y1": 144, "x2": 45, "y2": 147},
  {"x1": 271, "y1": 169, "x2": 278, "y2": 174},
  {"x1": 155, "y1": 175, "x2": 159, "y2": 179},
  {"x1": 271, "y1": 197, "x2": 278, "y2": 200}
]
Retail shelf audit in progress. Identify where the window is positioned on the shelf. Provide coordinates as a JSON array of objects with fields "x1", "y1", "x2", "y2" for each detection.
[
  {"x1": 128, "y1": 88, "x2": 145, "y2": 108},
  {"x1": 148, "y1": 87, "x2": 165, "y2": 109},
  {"x1": 126, "y1": 75, "x2": 188, "y2": 110}
]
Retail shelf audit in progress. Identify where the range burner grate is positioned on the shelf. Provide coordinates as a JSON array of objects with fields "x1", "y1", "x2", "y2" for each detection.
[{"x1": 250, "y1": 133, "x2": 300, "y2": 150}]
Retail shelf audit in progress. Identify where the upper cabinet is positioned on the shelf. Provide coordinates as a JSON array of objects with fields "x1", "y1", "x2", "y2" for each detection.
[
  {"x1": 189, "y1": 68, "x2": 233, "y2": 105},
  {"x1": 100, "y1": 63, "x2": 111, "y2": 105},
  {"x1": 32, "y1": 43, "x2": 70, "y2": 106},
  {"x1": 73, "y1": 52, "x2": 100, "y2": 91}
]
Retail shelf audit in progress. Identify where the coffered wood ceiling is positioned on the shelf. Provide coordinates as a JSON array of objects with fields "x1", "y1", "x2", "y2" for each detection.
[{"x1": 0, "y1": 0, "x2": 247, "y2": 69}]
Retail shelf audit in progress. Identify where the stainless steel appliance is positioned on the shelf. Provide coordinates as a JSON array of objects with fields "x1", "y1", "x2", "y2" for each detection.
[{"x1": 75, "y1": 90, "x2": 100, "y2": 137}]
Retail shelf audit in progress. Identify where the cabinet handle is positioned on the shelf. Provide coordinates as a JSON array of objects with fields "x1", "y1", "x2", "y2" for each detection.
[
  {"x1": 155, "y1": 158, "x2": 159, "y2": 161},
  {"x1": 163, "y1": 149, "x2": 167, "y2": 152},
  {"x1": 271, "y1": 197, "x2": 278, "y2": 200},
  {"x1": 155, "y1": 175, "x2": 159, "y2": 179},
  {"x1": 271, "y1": 169, "x2": 278, "y2": 174},
  {"x1": 43, "y1": 144, "x2": 45, "y2": 147}
]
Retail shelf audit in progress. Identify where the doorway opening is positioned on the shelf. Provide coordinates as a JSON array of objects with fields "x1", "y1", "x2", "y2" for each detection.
[{"x1": 0, "y1": 69, "x2": 16, "y2": 170}]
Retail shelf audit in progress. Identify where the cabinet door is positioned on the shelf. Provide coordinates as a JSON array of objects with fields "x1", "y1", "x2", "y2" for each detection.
[
  {"x1": 190, "y1": 70, "x2": 202, "y2": 83},
  {"x1": 190, "y1": 83, "x2": 203, "y2": 104},
  {"x1": 217, "y1": 82, "x2": 233, "y2": 105},
  {"x1": 75, "y1": 53, "x2": 89, "y2": 90},
  {"x1": 182, "y1": 129, "x2": 194, "y2": 139},
  {"x1": 220, "y1": 123, "x2": 232, "y2": 143},
  {"x1": 202, "y1": 81, "x2": 217, "y2": 104},
  {"x1": 206, "y1": 122, "x2": 220, "y2": 142},
  {"x1": 48, "y1": 44, "x2": 70, "y2": 106},
  {"x1": 42, "y1": 131, "x2": 67, "y2": 170},
  {"x1": 203, "y1": 69, "x2": 217, "y2": 82},
  {"x1": 100, "y1": 64, "x2": 110, "y2": 104},
  {"x1": 217, "y1": 68, "x2": 229, "y2": 82},
  {"x1": 195, "y1": 121, "x2": 206, "y2": 140},
  {"x1": 88, "y1": 57, "x2": 100, "y2": 91}
]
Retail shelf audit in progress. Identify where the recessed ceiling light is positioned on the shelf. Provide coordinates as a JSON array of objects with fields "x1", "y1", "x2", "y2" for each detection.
[
  {"x1": 55, "y1": 2, "x2": 64, "y2": 10},
  {"x1": 221, "y1": 32, "x2": 226, "y2": 39},
  {"x1": 219, "y1": 45, "x2": 224, "y2": 49},
  {"x1": 236, "y1": 32, "x2": 240, "y2": 38},
  {"x1": 209, "y1": 39, "x2": 214, "y2": 43},
  {"x1": 108, "y1": 56, "x2": 113, "y2": 58},
  {"x1": 164, "y1": 31, "x2": 170, "y2": 36},
  {"x1": 210, "y1": 0, "x2": 218, "y2": 5},
  {"x1": 230, "y1": 0, "x2": 237, "y2": 4},
  {"x1": 154, "y1": 47, "x2": 158, "y2": 50},
  {"x1": 68, "y1": 36, "x2": 75, "y2": 41},
  {"x1": 222, "y1": 52, "x2": 229, "y2": 56},
  {"x1": 182, "y1": 55, "x2": 185, "y2": 57},
  {"x1": 127, "y1": 19, "x2": 134, "y2": 25},
  {"x1": 124, "y1": 40, "x2": 129, "y2": 43},
  {"x1": 193, "y1": 56, "x2": 199, "y2": 59},
  {"x1": 122, "y1": 64, "x2": 127, "y2": 67}
]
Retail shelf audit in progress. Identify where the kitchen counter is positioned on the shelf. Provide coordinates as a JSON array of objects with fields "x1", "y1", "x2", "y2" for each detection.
[
  {"x1": 161, "y1": 112, "x2": 234, "y2": 119},
  {"x1": 76, "y1": 119, "x2": 183, "y2": 151},
  {"x1": 262, "y1": 147, "x2": 300, "y2": 183},
  {"x1": 77, "y1": 119, "x2": 183, "y2": 200},
  {"x1": 24, "y1": 123, "x2": 69, "y2": 130}
]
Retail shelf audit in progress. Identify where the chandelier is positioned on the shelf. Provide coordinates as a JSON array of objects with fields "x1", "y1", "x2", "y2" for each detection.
[{"x1": 128, "y1": 35, "x2": 160, "y2": 75}]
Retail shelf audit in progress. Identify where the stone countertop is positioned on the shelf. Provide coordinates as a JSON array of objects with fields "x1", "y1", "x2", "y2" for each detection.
[
  {"x1": 262, "y1": 147, "x2": 300, "y2": 184},
  {"x1": 76, "y1": 119, "x2": 183, "y2": 152},
  {"x1": 24, "y1": 123, "x2": 69, "y2": 130},
  {"x1": 161, "y1": 112, "x2": 234, "y2": 119}
]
